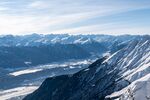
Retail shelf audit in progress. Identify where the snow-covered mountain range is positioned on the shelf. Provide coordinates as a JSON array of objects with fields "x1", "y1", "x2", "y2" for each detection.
[
  {"x1": 0, "y1": 34, "x2": 138, "y2": 68},
  {"x1": 0, "y1": 34, "x2": 137, "y2": 46},
  {"x1": 23, "y1": 35, "x2": 150, "y2": 100}
]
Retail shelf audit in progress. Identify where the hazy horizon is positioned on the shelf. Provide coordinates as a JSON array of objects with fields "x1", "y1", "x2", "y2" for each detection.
[{"x1": 0, "y1": 33, "x2": 150, "y2": 36}]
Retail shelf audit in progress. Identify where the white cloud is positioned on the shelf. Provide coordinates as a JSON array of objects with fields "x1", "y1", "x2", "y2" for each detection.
[
  {"x1": 0, "y1": 12, "x2": 101, "y2": 35},
  {"x1": 0, "y1": 7, "x2": 9, "y2": 11},
  {"x1": 28, "y1": 1, "x2": 49, "y2": 9}
]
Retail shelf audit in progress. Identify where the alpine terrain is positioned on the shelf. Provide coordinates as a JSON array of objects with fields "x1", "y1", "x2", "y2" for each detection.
[{"x1": 23, "y1": 35, "x2": 150, "y2": 100}]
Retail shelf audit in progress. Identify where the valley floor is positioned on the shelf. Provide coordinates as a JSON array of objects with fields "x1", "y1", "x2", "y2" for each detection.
[{"x1": 0, "y1": 58, "x2": 95, "y2": 100}]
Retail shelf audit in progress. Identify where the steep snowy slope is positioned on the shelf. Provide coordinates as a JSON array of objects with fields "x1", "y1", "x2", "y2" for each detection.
[
  {"x1": 106, "y1": 36, "x2": 150, "y2": 79},
  {"x1": 105, "y1": 36, "x2": 150, "y2": 100},
  {"x1": 24, "y1": 35, "x2": 150, "y2": 100},
  {"x1": 106, "y1": 73, "x2": 150, "y2": 100}
]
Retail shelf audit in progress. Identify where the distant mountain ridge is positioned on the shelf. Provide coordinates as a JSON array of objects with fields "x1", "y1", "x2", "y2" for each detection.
[
  {"x1": 0, "y1": 34, "x2": 139, "y2": 46},
  {"x1": 0, "y1": 34, "x2": 140, "y2": 68}
]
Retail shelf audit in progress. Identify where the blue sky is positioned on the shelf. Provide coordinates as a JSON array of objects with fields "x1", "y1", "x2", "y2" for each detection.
[{"x1": 0, "y1": 0, "x2": 150, "y2": 35}]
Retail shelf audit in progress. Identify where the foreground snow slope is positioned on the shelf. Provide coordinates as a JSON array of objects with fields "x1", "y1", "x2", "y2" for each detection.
[
  {"x1": 105, "y1": 36, "x2": 150, "y2": 99},
  {"x1": 107, "y1": 73, "x2": 150, "y2": 100}
]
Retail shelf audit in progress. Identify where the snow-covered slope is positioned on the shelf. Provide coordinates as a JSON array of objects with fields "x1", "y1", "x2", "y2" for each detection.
[
  {"x1": 105, "y1": 36, "x2": 150, "y2": 100},
  {"x1": 105, "y1": 36, "x2": 150, "y2": 80},
  {"x1": 106, "y1": 73, "x2": 150, "y2": 100}
]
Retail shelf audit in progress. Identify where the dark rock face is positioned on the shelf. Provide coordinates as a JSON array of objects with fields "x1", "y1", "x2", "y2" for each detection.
[{"x1": 23, "y1": 57, "x2": 120, "y2": 100}]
